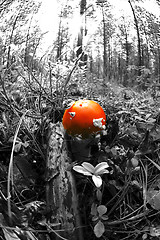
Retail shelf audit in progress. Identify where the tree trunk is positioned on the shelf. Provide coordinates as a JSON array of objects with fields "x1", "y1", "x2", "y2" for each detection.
[
  {"x1": 76, "y1": 0, "x2": 87, "y2": 65},
  {"x1": 128, "y1": 0, "x2": 142, "y2": 76},
  {"x1": 125, "y1": 33, "x2": 129, "y2": 67},
  {"x1": 7, "y1": 15, "x2": 19, "y2": 68},
  {"x1": 57, "y1": 14, "x2": 62, "y2": 60},
  {"x1": 124, "y1": 36, "x2": 130, "y2": 86},
  {"x1": 102, "y1": 5, "x2": 107, "y2": 79},
  {"x1": 77, "y1": 26, "x2": 83, "y2": 57},
  {"x1": 154, "y1": 30, "x2": 160, "y2": 82},
  {"x1": 46, "y1": 122, "x2": 84, "y2": 240},
  {"x1": 142, "y1": 24, "x2": 150, "y2": 68}
]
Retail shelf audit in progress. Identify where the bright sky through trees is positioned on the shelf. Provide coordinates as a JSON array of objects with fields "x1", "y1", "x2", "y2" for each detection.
[{"x1": 35, "y1": 0, "x2": 159, "y2": 54}]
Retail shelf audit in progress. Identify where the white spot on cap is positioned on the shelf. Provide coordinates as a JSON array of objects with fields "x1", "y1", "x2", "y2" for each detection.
[
  {"x1": 69, "y1": 112, "x2": 76, "y2": 118},
  {"x1": 93, "y1": 118, "x2": 105, "y2": 129}
]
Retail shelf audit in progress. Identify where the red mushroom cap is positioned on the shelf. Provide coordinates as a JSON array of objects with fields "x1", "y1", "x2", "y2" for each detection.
[{"x1": 62, "y1": 99, "x2": 106, "y2": 138}]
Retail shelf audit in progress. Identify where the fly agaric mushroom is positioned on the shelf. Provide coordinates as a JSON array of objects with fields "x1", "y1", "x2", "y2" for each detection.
[{"x1": 62, "y1": 99, "x2": 106, "y2": 139}]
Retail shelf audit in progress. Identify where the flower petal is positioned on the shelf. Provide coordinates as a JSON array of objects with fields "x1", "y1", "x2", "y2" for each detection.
[
  {"x1": 96, "y1": 169, "x2": 109, "y2": 175},
  {"x1": 82, "y1": 162, "x2": 95, "y2": 173},
  {"x1": 73, "y1": 166, "x2": 92, "y2": 176},
  {"x1": 94, "y1": 162, "x2": 109, "y2": 175},
  {"x1": 92, "y1": 175, "x2": 102, "y2": 188}
]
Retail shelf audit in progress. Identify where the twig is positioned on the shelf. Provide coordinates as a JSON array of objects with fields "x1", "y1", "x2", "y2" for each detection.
[
  {"x1": 105, "y1": 209, "x2": 150, "y2": 226},
  {"x1": 60, "y1": 52, "x2": 84, "y2": 107}
]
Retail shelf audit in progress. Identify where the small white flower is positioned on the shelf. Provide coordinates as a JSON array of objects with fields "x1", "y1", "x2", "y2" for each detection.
[{"x1": 73, "y1": 162, "x2": 109, "y2": 188}]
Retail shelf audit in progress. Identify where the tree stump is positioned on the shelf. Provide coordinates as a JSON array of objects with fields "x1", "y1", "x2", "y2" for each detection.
[{"x1": 45, "y1": 122, "x2": 83, "y2": 240}]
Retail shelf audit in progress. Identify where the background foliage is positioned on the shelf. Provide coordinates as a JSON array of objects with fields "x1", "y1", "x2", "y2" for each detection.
[{"x1": 1, "y1": 0, "x2": 160, "y2": 239}]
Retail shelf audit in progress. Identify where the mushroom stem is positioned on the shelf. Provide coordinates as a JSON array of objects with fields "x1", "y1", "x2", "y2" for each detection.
[{"x1": 70, "y1": 137, "x2": 92, "y2": 162}]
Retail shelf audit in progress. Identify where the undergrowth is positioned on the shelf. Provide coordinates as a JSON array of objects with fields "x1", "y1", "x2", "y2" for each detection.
[{"x1": 0, "y1": 63, "x2": 160, "y2": 240}]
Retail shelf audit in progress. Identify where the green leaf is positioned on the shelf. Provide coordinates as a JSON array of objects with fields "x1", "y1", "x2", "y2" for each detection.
[
  {"x1": 145, "y1": 156, "x2": 160, "y2": 171},
  {"x1": 149, "y1": 226, "x2": 160, "y2": 237},
  {"x1": 14, "y1": 142, "x2": 22, "y2": 152},
  {"x1": 91, "y1": 203, "x2": 97, "y2": 216},
  {"x1": 147, "y1": 189, "x2": 160, "y2": 210},
  {"x1": 97, "y1": 205, "x2": 107, "y2": 216},
  {"x1": 101, "y1": 215, "x2": 108, "y2": 221},
  {"x1": 22, "y1": 141, "x2": 29, "y2": 148},
  {"x1": 92, "y1": 215, "x2": 99, "y2": 221},
  {"x1": 146, "y1": 118, "x2": 156, "y2": 123},
  {"x1": 2, "y1": 228, "x2": 21, "y2": 240},
  {"x1": 96, "y1": 188, "x2": 102, "y2": 201},
  {"x1": 94, "y1": 220, "x2": 105, "y2": 238}
]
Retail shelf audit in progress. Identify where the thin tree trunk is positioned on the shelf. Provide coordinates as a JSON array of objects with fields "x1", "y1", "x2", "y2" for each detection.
[
  {"x1": 142, "y1": 24, "x2": 150, "y2": 68},
  {"x1": 128, "y1": 0, "x2": 142, "y2": 76},
  {"x1": 76, "y1": 0, "x2": 87, "y2": 64},
  {"x1": 7, "y1": 14, "x2": 19, "y2": 68},
  {"x1": 101, "y1": 5, "x2": 107, "y2": 79},
  {"x1": 57, "y1": 14, "x2": 62, "y2": 60},
  {"x1": 154, "y1": 31, "x2": 160, "y2": 82},
  {"x1": 124, "y1": 31, "x2": 129, "y2": 86},
  {"x1": 77, "y1": 25, "x2": 83, "y2": 57}
]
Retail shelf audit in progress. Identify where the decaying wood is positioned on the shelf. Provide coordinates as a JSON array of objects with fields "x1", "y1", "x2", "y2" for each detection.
[{"x1": 46, "y1": 122, "x2": 83, "y2": 240}]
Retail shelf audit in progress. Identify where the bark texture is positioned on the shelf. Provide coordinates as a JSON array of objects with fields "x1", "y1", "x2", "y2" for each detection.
[{"x1": 46, "y1": 122, "x2": 83, "y2": 240}]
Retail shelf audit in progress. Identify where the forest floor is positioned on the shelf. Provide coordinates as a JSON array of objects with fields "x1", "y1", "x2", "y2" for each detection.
[{"x1": 0, "y1": 80, "x2": 160, "y2": 240}]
